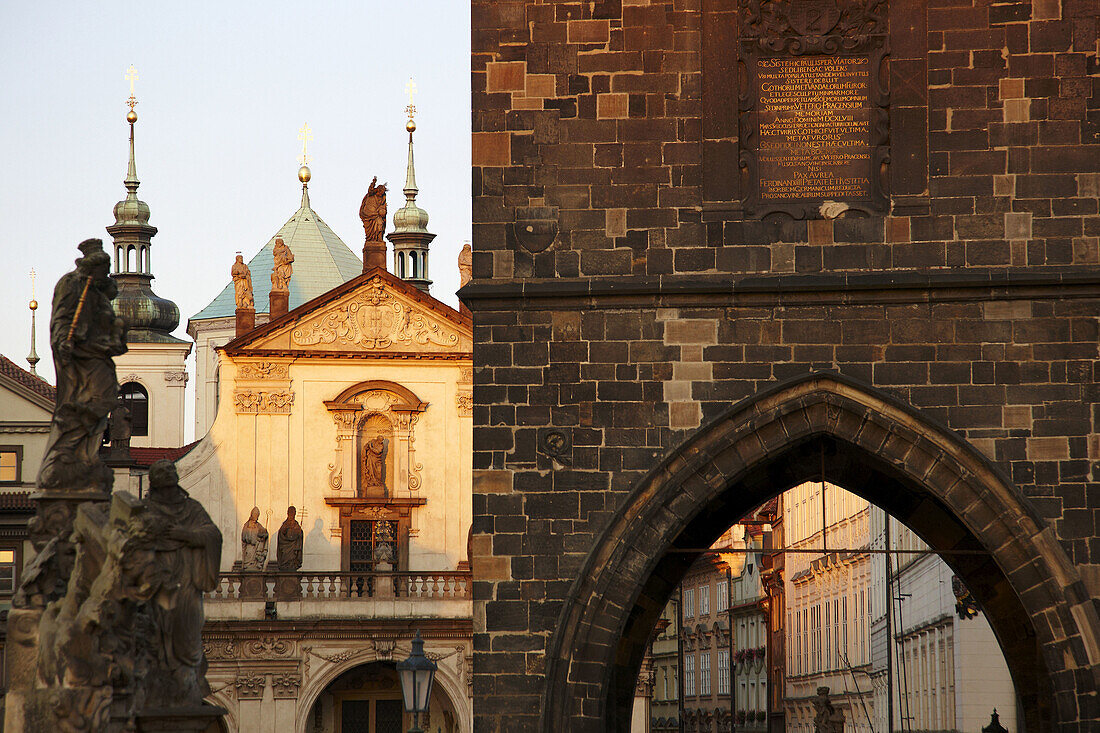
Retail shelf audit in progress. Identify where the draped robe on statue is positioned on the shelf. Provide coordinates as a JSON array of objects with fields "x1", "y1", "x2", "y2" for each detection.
[{"x1": 141, "y1": 485, "x2": 222, "y2": 704}]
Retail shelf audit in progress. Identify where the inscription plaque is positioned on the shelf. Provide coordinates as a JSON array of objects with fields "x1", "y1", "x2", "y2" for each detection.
[
  {"x1": 737, "y1": 0, "x2": 889, "y2": 219},
  {"x1": 757, "y1": 56, "x2": 871, "y2": 202}
]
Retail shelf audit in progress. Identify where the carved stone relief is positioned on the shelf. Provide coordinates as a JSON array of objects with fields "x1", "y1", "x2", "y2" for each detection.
[
  {"x1": 271, "y1": 673, "x2": 302, "y2": 699},
  {"x1": 234, "y1": 389, "x2": 295, "y2": 414},
  {"x1": 290, "y1": 277, "x2": 462, "y2": 351},
  {"x1": 236, "y1": 362, "x2": 290, "y2": 380},
  {"x1": 235, "y1": 673, "x2": 266, "y2": 700},
  {"x1": 456, "y1": 390, "x2": 473, "y2": 417}
]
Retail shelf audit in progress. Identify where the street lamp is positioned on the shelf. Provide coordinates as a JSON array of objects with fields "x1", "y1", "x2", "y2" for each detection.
[{"x1": 397, "y1": 630, "x2": 437, "y2": 733}]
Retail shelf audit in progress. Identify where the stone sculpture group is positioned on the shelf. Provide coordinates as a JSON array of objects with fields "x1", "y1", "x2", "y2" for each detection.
[{"x1": 4, "y1": 240, "x2": 225, "y2": 732}]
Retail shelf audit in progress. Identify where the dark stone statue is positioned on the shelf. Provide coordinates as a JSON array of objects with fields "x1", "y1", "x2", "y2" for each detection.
[
  {"x1": 275, "y1": 506, "x2": 304, "y2": 571},
  {"x1": 813, "y1": 686, "x2": 845, "y2": 733},
  {"x1": 37, "y1": 238, "x2": 127, "y2": 492},
  {"x1": 33, "y1": 460, "x2": 222, "y2": 729}
]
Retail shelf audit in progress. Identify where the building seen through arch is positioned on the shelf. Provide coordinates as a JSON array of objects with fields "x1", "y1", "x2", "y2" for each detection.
[{"x1": 637, "y1": 482, "x2": 1017, "y2": 733}]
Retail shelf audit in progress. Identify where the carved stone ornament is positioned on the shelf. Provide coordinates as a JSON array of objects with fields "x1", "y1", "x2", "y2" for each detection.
[
  {"x1": 457, "y1": 389, "x2": 473, "y2": 417},
  {"x1": 511, "y1": 205, "x2": 559, "y2": 253},
  {"x1": 203, "y1": 639, "x2": 238, "y2": 661},
  {"x1": 271, "y1": 673, "x2": 302, "y2": 699},
  {"x1": 291, "y1": 277, "x2": 461, "y2": 351},
  {"x1": 243, "y1": 636, "x2": 294, "y2": 659},
  {"x1": 164, "y1": 371, "x2": 189, "y2": 383},
  {"x1": 235, "y1": 673, "x2": 266, "y2": 700},
  {"x1": 234, "y1": 389, "x2": 295, "y2": 414},
  {"x1": 236, "y1": 361, "x2": 290, "y2": 380}
]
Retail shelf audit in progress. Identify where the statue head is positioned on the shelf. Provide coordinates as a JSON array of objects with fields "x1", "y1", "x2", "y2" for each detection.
[
  {"x1": 249, "y1": 507, "x2": 260, "y2": 523},
  {"x1": 286, "y1": 506, "x2": 296, "y2": 520},
  {"x1": 148, "y1": 459, "x2": 179, "y2": 495}
]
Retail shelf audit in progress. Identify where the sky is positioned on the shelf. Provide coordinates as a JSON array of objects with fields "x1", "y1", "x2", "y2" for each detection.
[{"x1": 0, "y1": 1, "x2": 472, "y2": 438}]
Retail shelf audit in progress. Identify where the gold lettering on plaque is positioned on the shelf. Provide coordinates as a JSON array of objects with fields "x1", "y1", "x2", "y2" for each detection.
[{"x1": 755, "y1": 56, "x2": 872, "y2": 202}]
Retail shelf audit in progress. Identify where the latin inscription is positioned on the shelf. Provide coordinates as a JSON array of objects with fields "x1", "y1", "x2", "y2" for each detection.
[{"x1": 755, "y1": 56, "x2": 872, "y2": 203}]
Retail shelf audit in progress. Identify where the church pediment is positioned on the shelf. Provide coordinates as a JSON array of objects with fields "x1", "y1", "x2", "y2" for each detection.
[{"x1": 224, "y1": 271, "x2": 472, "y2": 356}]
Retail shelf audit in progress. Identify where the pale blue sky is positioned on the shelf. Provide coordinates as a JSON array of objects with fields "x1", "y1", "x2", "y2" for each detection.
[{"x1": 0, "y1": 1, "x2": 472, "y2": 406}]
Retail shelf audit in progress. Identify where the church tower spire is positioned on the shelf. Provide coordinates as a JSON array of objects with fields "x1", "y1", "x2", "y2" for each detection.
[
  {"x1": 106, "y1": 66, "x2": 191, "y2": 450},
  {"x1": 387, "y1": 79, "x2": 435, "y2": 293},
  {"x1": 107, "y1": 65, "x2": 181, "y2": 343}
]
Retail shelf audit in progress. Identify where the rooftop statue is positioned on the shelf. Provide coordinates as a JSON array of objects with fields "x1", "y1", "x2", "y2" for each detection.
[
  {"x1": 270, "y1": 237, "x2": 294, "y2": 292},
  {"x1": 241, "y1": 507, "x2": 269, "y2": 571},
  {"x1": 231, "y1": 254, "x2": 254, "y2": 310},
  {"x1": 458, "y1": 242, "x2": 473, "y2": 287},
  {"x1": 276, "y1": 506, "x2": 304, "y2": 571},
  {"x1": 360, "y1": 176, "x2": 388, "y2": 243}
]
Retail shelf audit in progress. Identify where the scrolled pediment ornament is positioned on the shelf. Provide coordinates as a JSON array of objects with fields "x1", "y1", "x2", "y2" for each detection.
[
  {"x1": 291, "y1": 278, "x2": 460, "y2": 351},
  {"x1": 235, "y1": 673, "x2": 266, "y2": 699},
  {"x1": 237, "y1": 361, "x2": 290, "y2": 380}
]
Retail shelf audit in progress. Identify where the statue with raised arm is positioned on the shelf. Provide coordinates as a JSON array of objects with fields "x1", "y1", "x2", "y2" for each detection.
[
  {"x1": 359, "y1": 176, "x2": 388, "y2": 243},
  {"x1": 270, "y1": 238, "x2": 294, "y2": 292},
  {"x1": 362, "y1": 436, "x2": 387, "y2": 494},
  {"x1": 37, "y1": 238, "x2": 127, "y2": 492},
  {"x1": 231, "y1": 255, "x2": 254, "y2": 310}
]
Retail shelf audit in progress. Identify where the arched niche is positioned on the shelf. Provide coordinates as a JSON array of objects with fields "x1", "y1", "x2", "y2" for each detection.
[
  {"x1": 324, "y1": 381, "x2": 429, "y2": 572},
  {"x1": 541, "y1": 373, "x2": 1097, "y2": 732}
]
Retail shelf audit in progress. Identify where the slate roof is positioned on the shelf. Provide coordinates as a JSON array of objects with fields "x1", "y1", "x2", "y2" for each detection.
[
  {"x1": 190, "y1": 188, "x2": 363, "y2": 321},
  {"x1": 0, "y1": 355, "x2": 56, "y2": 403}
]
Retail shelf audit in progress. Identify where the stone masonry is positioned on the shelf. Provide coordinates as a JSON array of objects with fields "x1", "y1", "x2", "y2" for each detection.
[{"x1": 466, "y1": 1, "x2": 1100, "y2": 731}]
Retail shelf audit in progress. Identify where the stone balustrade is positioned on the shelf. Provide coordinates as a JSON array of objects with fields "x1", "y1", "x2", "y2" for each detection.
[{"x1": 205, "y1": 570, "x2": 471, "y2": 601}]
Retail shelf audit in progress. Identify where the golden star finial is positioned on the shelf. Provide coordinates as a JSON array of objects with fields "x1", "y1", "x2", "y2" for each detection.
[
  {"x1": 297, "y1": 122, "x2": 313, "y2": 167},
  {"x1": 125, "y1": 64, "x2": 139, "y2": 111},
  {"x1": 405, "y1": 78, "x2": 417, "y2": 121}
]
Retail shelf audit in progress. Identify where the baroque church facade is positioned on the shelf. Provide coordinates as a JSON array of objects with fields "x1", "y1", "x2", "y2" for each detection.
[
  {"x1": 0, "y1": 88, "x2": 476, "y2": 731},
  {"x1": 175, "y1": 118, "x2": 474, "y2": 732}
]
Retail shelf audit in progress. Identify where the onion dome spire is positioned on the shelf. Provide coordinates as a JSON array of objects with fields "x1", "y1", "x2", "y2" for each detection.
[
  {"x1": 388, "y1": 78, "x2": 435, "y2": 293},
  {"x1": 107, "y1": 66, "x2": 184, "y2": 345}
]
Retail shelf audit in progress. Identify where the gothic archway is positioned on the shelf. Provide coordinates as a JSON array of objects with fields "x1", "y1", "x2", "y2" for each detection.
[{"x1": 543, "y1": 373, "x2": 1098, "y2": 732}]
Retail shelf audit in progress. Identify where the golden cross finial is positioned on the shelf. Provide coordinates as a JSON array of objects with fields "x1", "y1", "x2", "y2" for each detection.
[
  {"x1": 405, "y1": 77, "x2": 417, "y2": 120},
  {"x1": 297, "y1": 122, "x2": 313, "y2": 166},
  {"x1": 125, "y1": 64, "x2": 139, "y2": 110}
]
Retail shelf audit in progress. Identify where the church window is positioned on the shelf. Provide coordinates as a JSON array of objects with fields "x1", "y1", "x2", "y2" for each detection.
[
  {"x1": 410, "y1": 252, "x2": 419, "y2": 278},
  {"x1": 0, "y1": 447, "x2": 21, "y2": 484},
  {"x1": 398, "y1": 251, "x2": 406, "y2": 277},
  {"x1": 119, "y1": 382, "x2": 149, "y2": 436}
]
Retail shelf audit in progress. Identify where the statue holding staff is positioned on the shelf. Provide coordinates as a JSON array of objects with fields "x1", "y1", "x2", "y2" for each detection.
[{"x1": 37, "y1": 238, "x2": 127, "y2": 492}]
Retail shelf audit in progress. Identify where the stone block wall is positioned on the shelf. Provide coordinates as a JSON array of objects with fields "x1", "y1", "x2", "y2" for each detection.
[{"x1": 468, "y1": 1, "x2": 1100, "y2": 730}]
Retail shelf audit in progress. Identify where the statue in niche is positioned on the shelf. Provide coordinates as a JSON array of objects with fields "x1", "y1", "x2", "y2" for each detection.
[
  {"x1": 359, "y1": 176, "x2": 388, "y2": 243},
  {"x1": 362, "y1": 435, "x2": 388, "y2": 495},
  {"x1": 37, "y1": 238, "x2": 127, "y2": 491},
  {"x1": 270, "y1": 238, "x2": 294, "y2": 292},
  {"x1": 231, "y1": 255, "x2": 254, "y2": 310},
  {"x1": 240, "y1": 507, "x2": 268, "y2": 570},
  {"x1": 275, "y1": 506, "x2": 303, "y2": 571}
]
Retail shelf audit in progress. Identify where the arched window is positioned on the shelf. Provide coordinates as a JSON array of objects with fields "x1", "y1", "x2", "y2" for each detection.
[
  {"x1": 397, "y1": 251, "x2": 405, "y2": 277},
  {"x1": 119, "y1": 382, "x2": 149, "y2": 436},
  {"x1": 410, "y1": 252, "x2": 418, "y2": 278}
]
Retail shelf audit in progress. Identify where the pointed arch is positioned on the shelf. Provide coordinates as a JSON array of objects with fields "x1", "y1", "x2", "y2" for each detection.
[{"x1": 542, "y1": 372, "x2": 1098, "y2": 731}]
